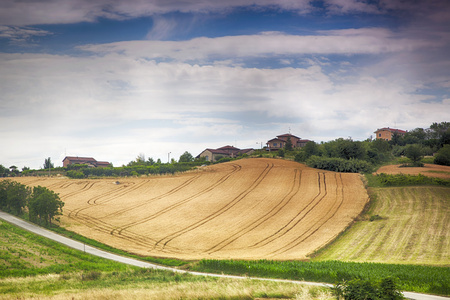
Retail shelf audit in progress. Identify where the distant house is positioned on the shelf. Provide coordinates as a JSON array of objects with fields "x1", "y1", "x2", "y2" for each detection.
[
  {"x1": 197, "y1": 146, "x2": 254, "y2": 162},
  {"x1": 62, "y1": 156, "x2": 111, "y2": 168},
  {"x1": 266, "y1": 133, "x2": 311, "y2": 151},
  {"x1": 374, "y1": 127, "x2": 407, "y2": 141}
]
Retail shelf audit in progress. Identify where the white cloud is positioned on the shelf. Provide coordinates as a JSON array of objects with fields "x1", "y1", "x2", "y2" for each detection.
[
  {"x1": 1, "y1": 48, "x2": 449, "y2": 169},
  {"x1": 79, "y1": 29, "x2": 430, "y2": 62},
  {"x1": 0, "y1": 0, "x2": 314, "y2": 26},
  {"x1": 0, "y1": 26, "x2": 51, "y2": 45}
]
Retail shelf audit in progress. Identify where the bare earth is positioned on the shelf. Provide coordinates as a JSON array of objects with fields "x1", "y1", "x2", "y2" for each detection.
[
  {"x1": 375, "y1": 164, "x2": 450, "y2": 179},
  {"x1": 11, "y1": 158, "x2": 368, "y2": 261}
]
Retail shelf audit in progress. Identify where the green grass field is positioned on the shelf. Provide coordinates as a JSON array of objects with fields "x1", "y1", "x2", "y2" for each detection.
[
  {"x1": 0, "y1": 219, "x2": 331, "y2": 300},
  {"x1": 312, "y1": 186, "x2": 449, "y2": 266}
]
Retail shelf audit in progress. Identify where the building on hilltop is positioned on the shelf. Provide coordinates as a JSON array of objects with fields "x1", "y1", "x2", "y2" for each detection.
[
  {"x1": 374, "y1": 127, "x2": 407, "y2": 141},
  {"x1": 197, "y1": 146, "x2": 254, "y2": 162},
  {"x1": 266, "y1": 133, "x2": 311, "y2": 151},
  {"x1": 62, "y1": 156, "x2": 111, "y2": 168}
]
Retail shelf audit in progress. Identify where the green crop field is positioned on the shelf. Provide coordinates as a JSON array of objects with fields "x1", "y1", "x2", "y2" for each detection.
[{"x1": 312, "y1": 186, "x2": 449, "y2": 266}]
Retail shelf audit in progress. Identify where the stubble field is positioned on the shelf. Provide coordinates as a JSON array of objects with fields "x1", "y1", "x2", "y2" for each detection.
[{"x1": 12, "y1": 158, "x2": 368, "y2": 261}]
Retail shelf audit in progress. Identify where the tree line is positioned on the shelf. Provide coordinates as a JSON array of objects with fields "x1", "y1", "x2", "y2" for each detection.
[
  {"x1": 0, "y1": 180, "x2": 64, "y2": 225},
  {"x1": 284, "y1": 121, "x2": 450, "y2": 172}
]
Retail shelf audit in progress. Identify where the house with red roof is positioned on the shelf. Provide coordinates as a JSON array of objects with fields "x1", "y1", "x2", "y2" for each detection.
[
  {"x1": 266, "y1": 133, "x2": 311, "y2": 151},
  {"x1": 62, "y1": 156, "x2": 111, "y2": 168},
  {"x1": 197, "y1": 146, "x2": 254, "y2": 162},
  {"x1": 374, "y1": 127, "x2": 407, "y2": 141}
]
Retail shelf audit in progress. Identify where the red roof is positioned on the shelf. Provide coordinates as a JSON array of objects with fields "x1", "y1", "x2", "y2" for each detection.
[
  {"x1": 375, "y1": 127, "x2": 407, "y2": 134},
  {"x1": 277, "y1": 133, "x2": 301, "y2": 140}
]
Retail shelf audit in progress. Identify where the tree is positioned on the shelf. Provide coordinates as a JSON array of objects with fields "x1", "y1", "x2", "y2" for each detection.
[
  {"x1": 434, "y1": 144, "x2": 450, "y2": 166},
  {"x1": 29, "y1": 186, "x2": 64, "y2": 225},
  {"x1": 179, "y1": 151, "x2": 194, "y2": 162},
  {"x1": 43, "y1": 157, "x2": 54, "y2": 169},
  {"x1": 2, "y1": 180, "x2": 30, "y2": 215},
  {"x1": 303, "y1": 141, "x2": 320, "y2": 158},
  {"x1": 405, "y1": 144, "x2": 423, "y2": 166},
  {"x1": 284, "y1": 137, "x2": 293, "y2": 151}
]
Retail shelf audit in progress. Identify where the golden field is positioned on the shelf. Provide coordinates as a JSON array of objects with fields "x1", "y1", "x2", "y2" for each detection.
[
  {"x1": 375, "y1": 163, "x2": 450, "y2": 179},
  {"x1": 11, "y1": 158, "x2": 369, "y2": 260}
]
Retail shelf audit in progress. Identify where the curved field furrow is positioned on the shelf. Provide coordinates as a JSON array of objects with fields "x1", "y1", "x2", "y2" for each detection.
[
  {"x1": 69, "y1": 179, "x2": 148, "y2": 218},
  {"x1": 247, "y1": 172, "x2": 327, "y2": 250},
  {"x1": 10, "y1": 158, "x2": 370, "y2": 260},
  {"x1": 205, "y1": 168, "x2": 303, "y2": 253},
  {"x1": 106, "y1": 174, "x2": 203, "y2": 219},
  {"x1": 113, "y1": 164, "x2": 242, "y2": 236},
  {"x1": 269, "y1": 173, "x2": 345, "y2": 257},
  {"x1": 155, "y1": 163, "x2": 274, "y2": 250}
]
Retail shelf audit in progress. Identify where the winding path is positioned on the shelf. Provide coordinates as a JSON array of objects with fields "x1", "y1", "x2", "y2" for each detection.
[{"x1": 0, "y1": 211, "x2": 447, "y2": 300}]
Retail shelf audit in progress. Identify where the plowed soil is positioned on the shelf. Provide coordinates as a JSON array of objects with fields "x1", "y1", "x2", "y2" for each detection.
[
  {"x1": 11, "y1": 158, "x2": 369, "y2": 260},
  {"x1": 375, "y1": 164, "x2": 450, "y2": 179}
]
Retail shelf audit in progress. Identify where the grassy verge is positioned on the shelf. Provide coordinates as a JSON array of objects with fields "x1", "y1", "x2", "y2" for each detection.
[
  {"x1": 48, "y1": 225, "x2": 189, "y2": 267},
  {"x1": 0, "y1": 220, "x2": 330, "y2": 299},
  {"x1": 189, "y1": 259, "x2": 449, "y2": 296}
]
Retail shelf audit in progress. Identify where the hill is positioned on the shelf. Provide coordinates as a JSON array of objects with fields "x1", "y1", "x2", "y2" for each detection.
[{"x1": 11, "y1": 158, "x2": 368, "y2": 260}]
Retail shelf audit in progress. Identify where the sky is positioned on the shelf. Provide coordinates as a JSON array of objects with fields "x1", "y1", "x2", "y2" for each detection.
[{"x1": 1, "y1": 0, "x2": 449, "y2": 169}]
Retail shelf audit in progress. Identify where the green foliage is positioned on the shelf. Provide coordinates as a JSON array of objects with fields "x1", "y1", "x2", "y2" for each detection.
[
  {"x1": 306, "y1": 156, "x2": 372, "y2": 173},
  {"x1": 179, "y1": 151, "x2": 194, "y2": 162},
  {"x1": 277, "y1": 148, "x2": 285, "y2": 157},
  {"x1": 192, "y1": 260, "x2": 449, "y2": 295},
  {"x1": 373, "y1": 173, "x2": 450, "y2": 187},
  {"x1": 43, "y1": 157, "x2": 54, "y2": 169},
  {"x1": 404, "y1": 144, "x2": 424, "y2": 165},
  {"x1": 28, "y1": 186, "x2": 64, "y2": 225},
  {"x1": 66, "y1": 170, "x2": 85, "y2": 179},
  {"x1": 0, "y1": 180, "x2": 30, "y2": 214},
  {"x1": 284, "y1": 136, "x2": 293, "y2": 151},
  {"x1": 333, "y1": 277, "x2": 404, "y2": 300},
  {"x1": 434, "y1": 144, "x2": 450, "y2": 166}
]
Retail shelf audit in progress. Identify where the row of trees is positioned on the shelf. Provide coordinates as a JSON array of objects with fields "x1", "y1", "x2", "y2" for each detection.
[
  {"x1": 283, "y1": 122, "x2": 450, "y2": 172},
  {"x1": 0, "y1": 180, "x2": 64, "y2": 225}
]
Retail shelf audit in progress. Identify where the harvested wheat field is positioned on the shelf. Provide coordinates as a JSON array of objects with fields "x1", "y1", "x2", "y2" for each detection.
[
  {"x1": 375, "y1": 164, "x2": 450, "y2": 179},
  {"x1": 12, "y1": 158, "x2": 368, "y2": 260}
]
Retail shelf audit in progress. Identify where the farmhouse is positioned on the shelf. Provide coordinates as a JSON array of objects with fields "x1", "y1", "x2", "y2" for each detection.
[
  {"x1": 197, "y1": 146, "x2": 254, "y2": 162},
  {"x1": 62, "y1": 156, "x2": 111, "y2": 168},
  {"x1": 374, "y1": 127, "x2": 407, "y2": 141},
  {"x1": 266, "y1": 133, "x2": 311, "y2": 151}
]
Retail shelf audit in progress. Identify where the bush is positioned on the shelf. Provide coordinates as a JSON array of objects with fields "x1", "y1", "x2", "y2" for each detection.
[
  {"x1": 306, "y1": 156, "x2": 372, "y2": 173},
  {"x1": 434, "y1": 144, "x2": 450, "y2": 166},
  {"x1": 333, "y1": 277, "x2": 404, "y2": 300}
]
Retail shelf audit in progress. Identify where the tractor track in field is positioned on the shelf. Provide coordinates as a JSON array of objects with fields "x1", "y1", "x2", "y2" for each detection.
[
  {"x1": 248, "y1": 172, "x2": 327, "y2": 250},
  {"x1": 205, "y1": 168, "x2": 303, "y2": 253},
  {"x1": 113, "y1": 163, "x2": 242, "y2": 237},
  {"x1": 105, "y1": 174, "x2": 202, "y2": 219},
  {"x1": 154, "y1": 163, "x2": 274, "y2": 251},
  {"x1": 269, "y1": 173, "x2": 345, "y2": 256}
]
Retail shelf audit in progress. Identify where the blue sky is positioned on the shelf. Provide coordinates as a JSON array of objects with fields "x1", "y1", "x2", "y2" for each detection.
[{"x1": 1, "y1": 0, "x2": 449, "y2": 169}]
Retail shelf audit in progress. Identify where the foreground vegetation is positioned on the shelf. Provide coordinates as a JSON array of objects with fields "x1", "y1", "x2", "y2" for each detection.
[
  {"x1": 190, "y1": 260, "x2": 449, "y2": 296},
  {"x1": 0, "y1": 219, "x2": 331, "y2": 299}
]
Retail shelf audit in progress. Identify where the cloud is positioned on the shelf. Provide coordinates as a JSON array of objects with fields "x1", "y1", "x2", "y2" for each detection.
[
  {"x1": 1, "y1": 48, "x2": 449, "y2": 169},
  {"x1": 0, "y1": 0, "x2": 314, "y2": 26},
  {"x1": 79, "y1": 29, "x2": 430, "y2": 63},
  {"x1": 0, "y1": 26, "x2": 52, "y2": 45}
]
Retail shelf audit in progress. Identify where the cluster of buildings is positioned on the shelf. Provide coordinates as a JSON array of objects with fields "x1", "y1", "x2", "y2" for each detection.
[{"x1": 63, "y1": 127, "x2": 407, "y2": 166}]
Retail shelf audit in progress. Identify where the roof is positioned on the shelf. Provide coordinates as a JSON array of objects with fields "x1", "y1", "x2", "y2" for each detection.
[
  {"x1": 267, "y1": 138, "x2": 285, "y2": 143},
  {"x1": 277, "y1": 133, "x2": 301, "y2": 139},
  {"x1": 63, "y1": 156, "x2": 96, "y2": 162},
  {"x1": 374, "y1": 127, "x2": 407, "y2": 134}
]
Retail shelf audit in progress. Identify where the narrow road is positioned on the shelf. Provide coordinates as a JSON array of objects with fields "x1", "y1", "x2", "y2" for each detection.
[{"x1": 0, "y1": 211, "x2": 448, "y2": 300}]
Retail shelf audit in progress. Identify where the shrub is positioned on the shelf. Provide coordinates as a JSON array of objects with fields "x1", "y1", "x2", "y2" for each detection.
[
  {"x1": 333, "y1": 277, "x2": 404, "y2": 300},
  {"x1": 306, "y1": 156, "x2": 372, "y2": 173},
  {"x1": 434, "y1": 144, "x2": 450, "y2": 166}
]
